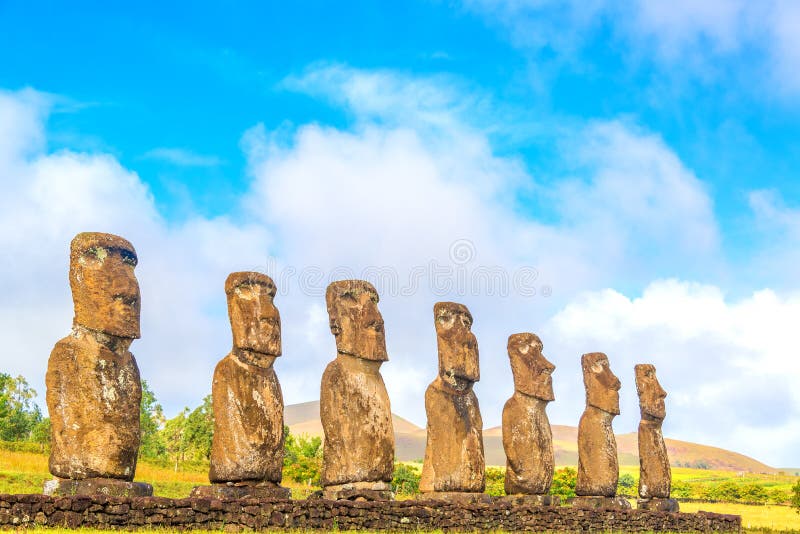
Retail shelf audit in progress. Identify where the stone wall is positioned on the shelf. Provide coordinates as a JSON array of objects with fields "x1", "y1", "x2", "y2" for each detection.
[{"x1": 0, "y1": 494, "x2": 741, "y2": 532}]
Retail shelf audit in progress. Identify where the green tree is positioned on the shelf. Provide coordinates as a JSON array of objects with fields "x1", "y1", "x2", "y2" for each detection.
[
  {"x1": 283, "y1": 427, "x2": 322, "y2": 485},
  {"x1": 790, "y1": 480, "x2": 800, "y2": 513},
  {"x1": 184, "y1": 394, "x2": 213, "y2": 461},
  {"x1": 30, "y1": 417, "x2": 51, "y2": 452},
  {"x1": 0, "y1": 373, "x2": 43, "y2": 441},
  {"x1": 139, "y1": 380, "x2": 165, "y2": 459},
  {"x1": 162, "y1": 408, "x2": 189, "y2": 471},
  {"x1": 550, "y1": 467, "x2": 577, "y2": 499},
  {"x1": 391, "y1": 463, "x2": 420, "y2": 496}
]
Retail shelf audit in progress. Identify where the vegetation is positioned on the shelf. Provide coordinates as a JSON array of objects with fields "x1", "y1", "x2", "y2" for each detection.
[
  {"x1": 0, "y1": 373, "x2": 49, "y2": 447},
  {"x1": 283, "y1": 429, "x2": 322, "y2": 486},
  {"x1": 391, "y1": 463, "x2": 420, "y2": 496},
  {"x1": 137, "y1": 384, "x2": 214, "y2": 471},
  {"x1": 550, "y1": 466, "x2": 577, "y2": 499},
  {"x1": 485, "y1": 466, "x2": 505, "y2": 496}
]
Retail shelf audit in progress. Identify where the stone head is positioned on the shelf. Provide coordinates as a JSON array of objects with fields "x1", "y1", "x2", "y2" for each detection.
[
  {"x1": 69, "y1": 232, "x2": 140, "y2": 339},
  {"x1": 434, "y1": 302, "x2": 479, "y2": 386},
  {"x1": 508, "y1": 333, "x2": 555, "y2": 401},
  {"x1": 226, "y1": 272, "x2": 281, "y2": 358},
  {"x1": 581, "y1": 352, "x2": 620, "y2": 415},
  {"x1": 326, "y1": 280, "x2": 387, "y2": 362},
  {"x1": 635, "y1": 364, "x2": 667, "y2": 421}
]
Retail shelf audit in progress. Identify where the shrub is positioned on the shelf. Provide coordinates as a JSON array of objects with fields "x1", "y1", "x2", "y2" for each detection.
[
  {"x1": 671, "y1": 480, "x2": 692, "y2": 499},
  {"x1": 485, "y1": 467, "x2": 505, "y2": 496},
  {"x1": 550, "y1": 467, "x2": 577, "y2": 499},
  {"x1": 768, "y1": 487, "x2": 789, "y2": 505},
  {"x1": 790, "y1": 480, "x2": 800, "y2": 513},
  {"x1": 391, "y1": 464, "x2": 420, "y2": 496},
  {"x1": 617, "y1": 473, "x2": 636, "y2": 496},
  {"x1": 739, "y1": 483, "x2": 768, "y2": 504},
  {"x1": 709, "y1": 481, "x2": 740, "y2": 501}
]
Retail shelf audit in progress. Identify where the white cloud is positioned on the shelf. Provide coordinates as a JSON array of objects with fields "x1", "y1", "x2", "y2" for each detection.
[
  {"x1": 543, "y1": 279, "x2": 800, "y2": 466},
  {"x1": 142, "y1": 147, "x2": 223, "y2": 167}
]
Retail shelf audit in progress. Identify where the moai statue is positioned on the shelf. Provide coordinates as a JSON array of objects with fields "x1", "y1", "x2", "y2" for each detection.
[
  {"x1": 500, "y1": 333, "x2": 558, "y2": 506},
  {"x1": 319, "y1": 280, "x2": 394, "y2": 500},
  {"x1": 419, "y1": 302, "x2": 489, "y2": 504},
  {"x1": 635, "y1": 364, "x2": 678, "y2": 512},
  {"x1": 44, "y1": 232, "x2": 152, "y2": 497},
  {"x1": 573, "y1": 352, "x2": 630, "y2": 509},
  {"x1": 191, "y1": 272, "x2": 290, "y2": 499}
]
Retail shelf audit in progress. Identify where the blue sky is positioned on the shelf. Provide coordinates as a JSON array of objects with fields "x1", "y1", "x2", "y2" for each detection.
[{"x1": 1, "y1": 1, "x2": 799, "y2": 467}]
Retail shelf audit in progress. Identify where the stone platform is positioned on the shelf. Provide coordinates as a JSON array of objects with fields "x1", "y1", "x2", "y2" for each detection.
[
  {"x1": 190, "y1": 482, "x2": 290, "y2": 500},
  {"x1": 638, "y1": 497, "x2": 681, "y2": 512},
  {"x1": 42, "y1": 478, "x2": 152, "y2": 498},
  {"x1": 315, "y1": 481, "x2": 393, "y2": 501},
  {"x1": 495, "y1": 494, "x2": 560, "y2": 507},
  {"x1": 0, "y1": 493, "x2": 741, "y2": 532},
  {"x1": 570, "y1": 495, "x2": 632, "y2": 510}
]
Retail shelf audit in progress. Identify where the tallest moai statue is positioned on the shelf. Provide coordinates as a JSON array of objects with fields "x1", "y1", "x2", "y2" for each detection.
[
  {"x1": 320, "y1": 280, "x2": 395, "y2": 501},
  {"x1": 44, "y1": 232, "x2": 152, "y2": 497}
]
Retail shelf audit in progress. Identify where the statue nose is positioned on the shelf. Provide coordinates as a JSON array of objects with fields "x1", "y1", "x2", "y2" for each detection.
[{"x1": 111, "y1": 273, "x2": 139, "y2": 299}]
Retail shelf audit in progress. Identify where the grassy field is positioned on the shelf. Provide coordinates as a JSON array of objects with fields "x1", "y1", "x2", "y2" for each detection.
[
  {"x1": 679, "y1": 501, "x2": 799, "y2": 531},
  {"x1": 2, "y1": 449, "x2": 798, "y2": 531},
  {"x1": 618, "y1": 464, "x2": 799, "y2": 495},
  {"x1": 0, "y1": 448, "x2": 318, "y2": 499}
]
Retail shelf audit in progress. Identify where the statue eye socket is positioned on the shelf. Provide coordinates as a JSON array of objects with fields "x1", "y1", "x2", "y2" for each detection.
[
  {"x1": 120, "y1": 251, "x2": 137, "y2": 266},
  {"x1": 84, "y1": 247, "x2": 101, "y2": 260}
]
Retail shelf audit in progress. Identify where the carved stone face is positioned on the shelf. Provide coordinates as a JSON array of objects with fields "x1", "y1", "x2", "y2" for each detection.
[
  {"x1": 326, "y1": 280, "x2": 387, "y2": 362},
  {"x1": 582, "y1": 352, "x2": 620, "y2": 415},
  {"x1": 508, "y1": 333, "x2": 555, "y2": 401},
  {"x1": 434, "y1": 302, "x2": 479, "y2": 386},
  {"x1": 226, "y1": 272, "x2": 281, "y2": 358},
  {"x1": 69, "y1": 232, "x2": 140, "y2": 339},
  {"x1": 635, "y1": 364, "x2": 666, "y2": 421}
]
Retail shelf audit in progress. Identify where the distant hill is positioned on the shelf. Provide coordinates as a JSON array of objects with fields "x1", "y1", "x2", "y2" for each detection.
[{"x1": 285, "y1": 400, "x2": 777, "y2": 474}]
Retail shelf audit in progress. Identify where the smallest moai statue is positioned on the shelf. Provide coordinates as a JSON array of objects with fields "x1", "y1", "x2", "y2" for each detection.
[
  {"x1": 573, "y1": 352, "x2": 631, "y2": 510},
  {"x1": 635, "y1": 364, "x2": 679, "y2": 512},
  {"x1": 499, "y1": 333, "x2": 559, "y2": 507},
  {"x1": 191, "y1": 272, "x2": 290, "y2": 499}
]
